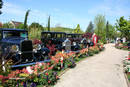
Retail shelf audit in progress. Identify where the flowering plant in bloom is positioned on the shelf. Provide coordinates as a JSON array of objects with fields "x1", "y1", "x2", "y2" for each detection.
[
  {"x1": 77, "y1": 48, "x2": 88, "y2": 58},
  {"x1": 32, "y1": 39, "x2": 42, "y2": 45},
  {"x1": 0, "y1": 42, "x2": 104, "y2": 86}
]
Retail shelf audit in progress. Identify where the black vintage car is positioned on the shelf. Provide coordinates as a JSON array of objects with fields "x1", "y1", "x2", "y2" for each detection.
[
  {"x1": 41, "y1": 31, "x2": 66, "y2": 54},
  {"x1": 0, "y1": 28, "x2": 49, "y2": 65},
  {"x1": 66, "y1": 33, "x2": 82, "y2": 51}
]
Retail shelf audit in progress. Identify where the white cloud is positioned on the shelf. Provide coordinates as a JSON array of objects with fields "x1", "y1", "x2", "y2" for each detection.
[{"x1": 88, "y1": 0, "x2": 130, "y2": 17}]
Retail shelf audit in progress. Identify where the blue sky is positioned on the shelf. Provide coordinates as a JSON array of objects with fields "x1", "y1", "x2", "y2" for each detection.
[{"x1": 0, "y1": 0, "x2": 130, "y2": 31}]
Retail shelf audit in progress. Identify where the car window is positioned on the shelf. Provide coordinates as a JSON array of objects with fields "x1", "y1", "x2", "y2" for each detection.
[
  {"x1": 20, "y1": 32, "x2": 28, "y2": 38},
  {"x1": 47, "y1": 33, "x2": 51, "y2": 38},
  {"x1": 3, "y1": 31, "x2": 27, "y2": 38}
]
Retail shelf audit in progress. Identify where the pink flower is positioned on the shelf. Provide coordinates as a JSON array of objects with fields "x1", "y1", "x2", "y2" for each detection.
[{"x1": 0, "y1": 75, "x2": 4, "y2": 79}]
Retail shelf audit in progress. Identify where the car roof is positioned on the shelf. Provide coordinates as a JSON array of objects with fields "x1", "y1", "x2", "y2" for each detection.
[
  {"x1": 42, "y1": 31, "x2": 66, "y2": 34},
  {"x1": 0, "y1": 28, "x2": 28, "y2": 32},
  {"x1": 67, "y1": 33, "x2": 82, "y2": 35}
]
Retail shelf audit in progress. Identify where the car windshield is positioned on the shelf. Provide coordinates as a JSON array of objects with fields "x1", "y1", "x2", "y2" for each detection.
[
  {"x1": 42, "y1": 33, "x2": 51, "y2": 38},
  {"x1": 3, "y1": 31, "x2": 28, "y2": 38},
  {"x1": 55, "y1": 33, "x2": 66, "y2": 38}
]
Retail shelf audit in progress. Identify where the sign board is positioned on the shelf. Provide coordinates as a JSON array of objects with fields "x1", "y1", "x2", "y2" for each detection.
[{"x1": 92, "y1": 33, "x2": 98, "y2": 46}]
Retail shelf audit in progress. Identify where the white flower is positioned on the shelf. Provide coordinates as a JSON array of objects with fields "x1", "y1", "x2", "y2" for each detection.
[
  {"x1": 61, "y1": 57, "x2": 63, "y2": 61},
  {"x1": 26, "y1": 66, "x2": 34, "y2": 74}
]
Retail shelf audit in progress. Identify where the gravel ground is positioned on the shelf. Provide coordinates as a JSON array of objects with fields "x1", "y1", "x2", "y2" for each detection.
[{"x1": 54, "y1": 43, "x2": 129, "y2": 87}]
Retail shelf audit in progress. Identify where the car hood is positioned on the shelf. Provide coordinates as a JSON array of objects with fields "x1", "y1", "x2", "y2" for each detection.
[{"x1": 2, "y1": 37, "x2": 27, "y2": 45}]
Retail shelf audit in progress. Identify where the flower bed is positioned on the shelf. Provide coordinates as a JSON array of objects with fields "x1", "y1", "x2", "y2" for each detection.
[
  {"x1": 0, "y1": 43, "x2": 105, "y2": 87},
  {"x1": 115, "y1": 42, "x2": 130, "y2": 51},
  {"x1": 123, "y1": 52, "x2": 130, "y2": 82}
]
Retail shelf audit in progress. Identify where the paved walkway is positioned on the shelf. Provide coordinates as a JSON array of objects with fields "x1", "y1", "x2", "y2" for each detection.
[{"x1": 54, "y1": 44, "x2": 129, "y2": 87}]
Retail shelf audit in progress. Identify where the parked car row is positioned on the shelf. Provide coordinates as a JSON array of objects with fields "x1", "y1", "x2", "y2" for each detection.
[{"x1": 0, "y1": 28, "x2": 93, "y2": 65}]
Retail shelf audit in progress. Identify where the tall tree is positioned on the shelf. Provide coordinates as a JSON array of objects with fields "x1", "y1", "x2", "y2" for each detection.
[
  {"x1": 47, "y1": 16, "x2": 50, "y2": 31},
  {"x1": 108, "y1": 24, "x2": 117, "y2": 40},
  {"x1": 29, "y1": 22, "x2": 44, "y2": 30},
  {"x1": 0, "y1": 0, "x2": 3, "y2": 14},
  {"x1": 94, "y1": 14, "x2": 106, "y2": 43},
  {"x1": 85, "y1": 21, "x2": 94, "y2": 33},
  {"x1": 106, "y1": 21, "x2": 109, "y2": 40},
  {"x1": 23, "y1": 10, "x2": 30, "y2": 29},
  {"x1": 116, "y1": 16, "x2": 130, "y2": 41}
]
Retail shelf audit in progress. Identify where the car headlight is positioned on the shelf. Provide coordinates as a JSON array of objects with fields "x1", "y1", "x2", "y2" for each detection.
[
  {"x1": 33, "y1": 44, "x2": 41, "y2": 51},
  {"x1": 73, "y1": 42, "x2": 76, "y2": 46},
  {"x1": 37, "y1": 44, "x2": 41, "y2": 50},
  {"x1": 11, "y1": 45, "x2": 19, "y2": 52},
  {"x1": 62, "y1": 42, "x2": 65, "y2": 46}
]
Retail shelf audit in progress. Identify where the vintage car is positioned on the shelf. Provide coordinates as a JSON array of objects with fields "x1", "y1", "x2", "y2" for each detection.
[
  {"x1": 66, "y1": 33, "x2": 82, "y2": 51},
  {"x1": 41, "y1": 31, "x2": 67, "y2": 54},
  {"x1": 0, "y1": 28, "x2": 49, "y2": 65}
]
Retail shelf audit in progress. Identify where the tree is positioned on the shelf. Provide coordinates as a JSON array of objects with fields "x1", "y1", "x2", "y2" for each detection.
[
  {"x1": 85, "y1": 21, "x2": 94, "y2": 33},
  {"x1": 16, "y1": 23, "x2": 24, "y2": 29},
  {"x1": 116, "y1": 16, "x2": 130, "y2": 41},
  {"x1": 47, "y1": 16, "x2": 50, "y2": 31},
  {"x1": 106, "y1": 21, "x2": 109, "y2": 40},
  {"x1": 23, "y1": 10, "x2": 30, "y2": 29},
  {"x1": 108, "y1": 24, "x2": 117, "y2": 40},
  {"x1": 2, "y1": 23, "x2": 14, "y2": 28},
  {"x1": 29, "y1": 22, "x2": 44, "y2": 30},
  {"x1": 94, "y1": 14, "x2": 106, "y2": 43},
  {"x1": 28, "y1": 22, "x2": 44, "y2": 39},
  {"x1": 74, "y1": 24, "x2": 83, "y2": 33},
  {"x1": 0, "y1": 0, "x2": 3, "y2": 14}
]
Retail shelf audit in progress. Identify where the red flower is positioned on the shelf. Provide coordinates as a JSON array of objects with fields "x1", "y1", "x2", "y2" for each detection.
[
  {"x1": 45, "y1": 73, "x2": 48, "y2": 76},
  {"x1": 33, "y1": 39, "x2": 42, "y2": 44},
  {"x1": 22, "y1": 68, "x2": 29, "y2": 74},
  {"x1": 47, "y1": 63, "x2": 50, "y2": 66},
  {"x1": 55, "y1": 59, "x2": 59, "y2": 64},
  {"x1": 48, "y1": 67, "x2": 53, "y2": 70}
]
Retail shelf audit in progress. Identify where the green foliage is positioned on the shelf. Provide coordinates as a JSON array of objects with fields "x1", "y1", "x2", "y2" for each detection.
[
  {"x1": 16, "y1": 23, "x2": 24, "y2": 29},
  {"x1": 94, "y1": 14, "x2": 106, "y2": 43},
  {"x1": 105, "y1": 21, "x2": 117, "y2": 40},
  {"x1": 47, "y1": 16, "x2": 50, "y2": 31},
  {"x1": 0, "y1": 0, "x2": 3, "y2": 14},
  {"x1": 28, "y1": 28, "x2": 42, "y2": 39},
  {"x1": 94, "y1": 14, "x2": 106, "y2": 36},
  {"x1": 74, "y1": 24, "x2": 84, "y2": 33},
  {"x1": 2, "y1": 23, "x2": 14, "y2": 28},
  {"x1": 116, "y1": 16, "x2": 130, "y2": 41},
  {"x1": 23, "y1": 10, "x2": 30, "y2": 29},
  {"x1": 108, "y1": 24, "x2": 117, "y2": 39},
  {"x1": 29, "y1": 22, "x2": 44, "y2": 30},
  {"x1": 51, "y1": 27, "x2": 74, "y2": 33},
  {"x1": 86, "y1": 21, "x2": 94, "y2": 33},
  {"x1": 28, "y1": 22, "x2": 44, "y2": 39},
  {"x1": 106, "y1": 21, "x2": 109, "y2": 39}
]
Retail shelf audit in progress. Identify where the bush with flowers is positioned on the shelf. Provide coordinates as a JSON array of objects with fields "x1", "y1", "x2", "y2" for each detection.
[
  {"x1": 0, "y1": 43, "x2": 105, "y2": 87},
  {"x1": 115, "y1": 42, "x2": 130, "y2": 51},
  {"x1": 123, "y1": 52, "x2": 130, "y2": 82}
]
